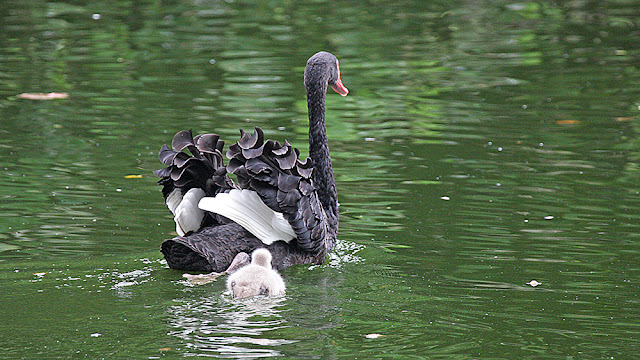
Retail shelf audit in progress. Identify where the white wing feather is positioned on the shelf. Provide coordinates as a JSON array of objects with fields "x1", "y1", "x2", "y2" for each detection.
[
  {"x1": 165, "y1": 188, "x2": 183, "y2": 215},
  {"x1": 172, "y1": 188, "x2": 205, "y2": 236},
  {"x1": 198, "y1": 189, "x2": 295, "y2": 244}
]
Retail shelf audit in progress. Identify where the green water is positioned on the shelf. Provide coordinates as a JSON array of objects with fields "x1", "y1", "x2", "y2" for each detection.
[{"x1": 2, "y1": 0, "x2": 640, "y2": 358}]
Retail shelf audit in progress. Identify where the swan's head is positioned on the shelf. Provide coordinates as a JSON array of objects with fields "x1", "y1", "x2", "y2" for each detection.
[{"x1": 305, "y1": 51, "x2": 349, "y2": 96}]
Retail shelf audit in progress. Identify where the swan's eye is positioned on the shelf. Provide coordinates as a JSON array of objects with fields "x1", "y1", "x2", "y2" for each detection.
[
  {"x1": 260, "y1": 286, "x2": 269, "y2": 296},
  {"x1": 231, "y1": 280, "x2": 236, "y2": 288}
]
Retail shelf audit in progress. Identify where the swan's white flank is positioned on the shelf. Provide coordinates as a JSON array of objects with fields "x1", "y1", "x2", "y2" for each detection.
[
  {"x1": 198, "y1": 189, "x2": 295, "y2": 244},
  {"x1": 169, "y1": 188, "x2": 205, "y2": 236}
]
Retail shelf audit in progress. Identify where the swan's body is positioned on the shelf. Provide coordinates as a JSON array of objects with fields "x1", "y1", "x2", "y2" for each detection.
[
  {"x1": 227, "y1": 248, "x2": 285, "y2": 299},
  {"x1": 154, "y1": 51, "x2": 348, "y2": 273}
]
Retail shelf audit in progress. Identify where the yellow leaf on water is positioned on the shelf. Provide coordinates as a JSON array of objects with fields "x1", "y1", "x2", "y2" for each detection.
[
  {"x1": 555, "y1": 119, "x2": 580, "y2": 125},
  {"x1": 125, "y1": 175, "x2": 143, "y2": 179}
]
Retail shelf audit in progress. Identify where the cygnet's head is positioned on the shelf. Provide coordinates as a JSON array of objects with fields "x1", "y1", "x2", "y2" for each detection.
[
  {"x1": 251, "y1": 248, "x2": 272, "y2": 269},
  {"x1": 226, "y1": 248, "x2": 285, "y2": 299}
]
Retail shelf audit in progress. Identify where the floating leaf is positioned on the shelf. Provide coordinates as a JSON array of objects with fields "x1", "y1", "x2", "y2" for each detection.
[
  {"x1": 125, "y1": 175, "x2": 143, "y2": 179},
  {"x1": 555, "y1": 119, "x2": 580, "y2": 125},
  {"x1": 17, "y1": 92, "x2": 69, "y2": 100}
]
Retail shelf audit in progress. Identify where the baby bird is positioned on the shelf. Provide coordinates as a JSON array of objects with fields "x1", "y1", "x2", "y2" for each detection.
[{"x1": 227, "y1": 248, "x2": 286, "y2": 299}]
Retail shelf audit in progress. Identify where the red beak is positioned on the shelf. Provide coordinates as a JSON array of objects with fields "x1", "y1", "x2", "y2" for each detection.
[{"x1": 331, "y1": 78, "x2": 349, "y2": 96}]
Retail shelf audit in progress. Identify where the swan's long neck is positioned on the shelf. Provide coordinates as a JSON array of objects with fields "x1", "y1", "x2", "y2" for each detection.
[{"x1": 306, "y1": 82, "x2": 339, "y2": 230}]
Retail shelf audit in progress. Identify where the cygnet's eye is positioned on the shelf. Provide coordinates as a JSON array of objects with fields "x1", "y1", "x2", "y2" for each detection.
[
  {"x1": 231, "y1": 280, "x2": 236, "y2": 288},
  {"x1": 259, "y1": 286, "x2": 269, "y2": 296}
]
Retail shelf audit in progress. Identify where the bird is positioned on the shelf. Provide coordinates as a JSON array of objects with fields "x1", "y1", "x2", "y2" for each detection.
[
  {"x1": 153, "y1": 51, "x2": 348, "y2": 274},
  {"x1": 226, "y1": 248, "x2": 286, "y2": 299}
]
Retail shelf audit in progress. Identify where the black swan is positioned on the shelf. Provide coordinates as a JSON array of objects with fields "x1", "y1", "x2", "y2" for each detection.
[
  {"x1": 226, "y1": 248, "x2": 286, "y2": 299},
  {"x1": 153, "y1": 51, "x2": 348, "y2": 273}
]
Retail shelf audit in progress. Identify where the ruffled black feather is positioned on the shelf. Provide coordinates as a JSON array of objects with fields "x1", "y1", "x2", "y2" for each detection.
[
  {"x1": 226, "y1": 127, "x2": 330, "y2": 253},
  {"x1": 153, "y1": 129, "x2": 235, "y2": 218}
]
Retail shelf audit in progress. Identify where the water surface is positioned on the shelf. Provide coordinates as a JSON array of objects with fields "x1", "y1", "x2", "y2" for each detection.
[{"x1": 1, "y1": 0, "x2": 640, "y2": 358}]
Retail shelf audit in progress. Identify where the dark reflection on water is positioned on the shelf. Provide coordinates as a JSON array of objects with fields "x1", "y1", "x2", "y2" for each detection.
[{"x1": 2, "y1": 0, "x2": 640, "y2": 358}]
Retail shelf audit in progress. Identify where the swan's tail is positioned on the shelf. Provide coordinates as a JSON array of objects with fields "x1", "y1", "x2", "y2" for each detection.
[
  {"x1": 153, "y1": 130, "x2": 235, "y2": 235},
  {"x1": 224, "y1": 127, "x2": 333, "y2": 253}
]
